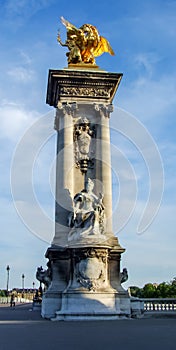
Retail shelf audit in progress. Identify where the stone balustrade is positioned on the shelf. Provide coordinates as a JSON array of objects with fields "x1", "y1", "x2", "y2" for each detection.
[
  {"x1": 143, "y1": 298, "x2": 176, "y2": 312},
  {"x1": 0, "y1": 296, "x2": 32, "y2": 304}
]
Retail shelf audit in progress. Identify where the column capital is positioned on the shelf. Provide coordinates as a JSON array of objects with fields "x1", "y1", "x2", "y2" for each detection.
[
  {"x1": 54, "y1": 102, "x2": 78, "y2": 130},
  {"x1": 94, "y1": 103, "x2": 114, "y2": 118},
  {"x1": 57, "y1": 101, "x2": 78, "y2": 115}
]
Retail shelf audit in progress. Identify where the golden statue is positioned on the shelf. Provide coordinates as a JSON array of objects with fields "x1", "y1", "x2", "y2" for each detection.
[{"x1": 57, "y1": 16, "x2": 115, "y2": 65}]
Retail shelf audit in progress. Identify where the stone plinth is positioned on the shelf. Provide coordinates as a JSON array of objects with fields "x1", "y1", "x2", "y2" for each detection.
[
  {"x1": 42, "y1": 242, "x2": 130, "y2": 320},
  {"x1": 40, "y1": 67, "x2": 131, "y2": 319}
]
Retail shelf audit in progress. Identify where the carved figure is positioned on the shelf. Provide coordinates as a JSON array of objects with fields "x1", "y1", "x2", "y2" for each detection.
[
  {"x1": 57, "y1": 16, "x2": 115, "y2": 65},
  {"x1": 68, "y1": 178, "x2": 105, "y2": 240},
  {"x1": 120, "y1": 268, "x2": 128, "y2": 284},
  {"x1": 74, "y1": 117, "x2": 94, "y2": 173},
  {"x1": 36, "y1": 266, "x2": 51, "y2": 288}
]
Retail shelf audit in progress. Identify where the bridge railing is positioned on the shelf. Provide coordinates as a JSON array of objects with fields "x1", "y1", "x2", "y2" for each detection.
[
  {"x1": 142, "y1": 298, "x2": 176, "y2": 312},
  {"x1": 0, "y1": 297, "x2": 31, "y2": 304}
]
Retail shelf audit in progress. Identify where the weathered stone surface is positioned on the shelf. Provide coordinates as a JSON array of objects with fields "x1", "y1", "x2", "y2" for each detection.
[
  {"x1": 46, "y1": 69, "x2": 122, "y2": 106},
  {"x1": 39, "y1": 68, "x2": 131, "y2": 320}
]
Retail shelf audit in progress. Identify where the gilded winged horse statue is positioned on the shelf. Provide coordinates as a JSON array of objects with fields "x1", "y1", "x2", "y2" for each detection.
[{"x1": 57, "y1": 16, "x2": 115, "y2": 65}]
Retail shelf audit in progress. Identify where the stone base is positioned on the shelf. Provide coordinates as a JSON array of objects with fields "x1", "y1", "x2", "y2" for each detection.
[
  {"x1": 41, "y1": 292, "x2": 62, "y2": 319},
  {"x1": 66, "y1": 63, "x2": 101, "y2": 71},
  {"x1": 40, "y1": 243, "x2": 132, "y2": 320},
  {"x1": 32, "y1": 301, "x2": 41, "y2": 311},
  {"x1": 52, "y1": 292, "x2": 130, "y2": 321},
  {"x1": 130, "y1": 297, "x2": 144, "y2": 318}
]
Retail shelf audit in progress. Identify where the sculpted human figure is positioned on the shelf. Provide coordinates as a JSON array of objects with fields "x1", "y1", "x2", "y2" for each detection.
[
  {"x1": 57, "y1": 17, "x2": 114, "y2": 65},
  {"x1": 75, "y1": 118, "x2": 93, "y2": 159},
  {"x1": 68, "y1": 179, "x2": 105, "y2": 241},
  {"x1": 74, "y1": 117, "x2": 95, "y2": 173}
]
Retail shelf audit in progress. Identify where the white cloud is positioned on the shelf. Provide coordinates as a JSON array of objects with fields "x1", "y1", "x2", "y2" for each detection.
[
  {"x1": 117, "y1": 73, "x2": 176, "y2": 123},
  {"x1": 0, "y1": 198, "x2": 48, "y2": 289},
  {"x1": 111, "y1": 108, "x2": 164, "y2": 234},
  {"x1": 4, "y1": 0, "x2": 55, "y2": 21},
  {"x1": 133, "y1": 52, "x2": 160, "y2": 78},
  {"x1": 8, "y1": 67, "x2": 35, "y2": 82},
  {"x1": 0, "y1": 103, "x2": 40, "y2": 141},
  {"x1": 118, "y1": 201, "x2": 176, "y2": 286},
  {"x1": 19, "y1": 50, "x2": 32, "y2": 65},
  {"x1": 0, "y1": 0, "x2": 175, "y2": 291},
  {"x1": 13, "y1": 199, "x2": 54, "y2": 243}
]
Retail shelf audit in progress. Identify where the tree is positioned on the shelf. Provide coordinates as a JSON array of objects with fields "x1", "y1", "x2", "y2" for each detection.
[
  {"x1": 142, "y1": 283, "x2": 157, "y2": 298},
  {"x1": 129, "y1": 286, "x2": 143, "y2": 298},
  {"x1": 156, "y1": 282, "x2": 171, "y2": 298},
  {"x1": 130, "y1": 278, "x2": 176, "y2": 298},
  {"x1": 0, "y1": 290, "x2": 6, "y2": 297},
  {"x1": 170, "y1": 278, "x2": 176, "y2": 297}
]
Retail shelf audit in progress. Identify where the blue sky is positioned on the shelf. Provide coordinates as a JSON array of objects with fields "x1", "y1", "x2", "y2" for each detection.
[{"x1": 0, "y1": 0, "x2": 176, "y2": 289}]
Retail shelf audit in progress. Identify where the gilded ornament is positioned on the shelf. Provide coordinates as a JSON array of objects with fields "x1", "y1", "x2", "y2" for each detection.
[{"x1": 57, "y1": 16, "x2": 115, "y2": 65}]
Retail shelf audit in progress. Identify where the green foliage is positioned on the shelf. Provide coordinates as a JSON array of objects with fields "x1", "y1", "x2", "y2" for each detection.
[
  {"x1": 155, "y1": 282, "x2": 170, "y2": 298},
  {"x1": 129, "y1": 286, "x2": 143, "y2": 298},
  {"x1": 0, "y1": 290, "x2": 6, "y2": 297},
  {"x1": 170, "y1": 278, "x2": 176, "y2": 297},
  {"x1": 142, "y1": 283, "x2": 158, "y2": 298},
  {"x1": 130, "y1": 277, "x2": 176, "y2": 298}
]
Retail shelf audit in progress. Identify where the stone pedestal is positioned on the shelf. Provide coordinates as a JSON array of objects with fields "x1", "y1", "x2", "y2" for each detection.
[{"x1": 40, "y1": 67, "x2": 131, "y2": 319}]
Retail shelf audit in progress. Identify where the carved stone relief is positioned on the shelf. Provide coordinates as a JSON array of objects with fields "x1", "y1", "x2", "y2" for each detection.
[
  {"x1": 120, "y1": 268, "x2": 128, "y2": 283},
  {"x1": 73, "y1": 117, "x2": 95, "y2": 173},
  {"x1": 36, "y1": 265, "x2": 52, "y2": 288},
  {"x1": 73, "y1": 248, "x2": 108, "y2": 291},
  {"x1": 94, "y1": 103, "x2": 113, "y2": 118},
  {"x1": 54, "y1": 102, "x2": 78, "y2": 130},
  {"x1": 60, "y1": 86, "x2": 112, "y2": 98},
  {"x1": 68, "y1": 179, "x2": 106, "y2": 241}
]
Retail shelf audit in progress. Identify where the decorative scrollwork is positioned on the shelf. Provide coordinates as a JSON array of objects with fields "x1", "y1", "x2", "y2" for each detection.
[
  {"x1": 75, "y1": 255, "x2": 106, "y2": 291},
  {"x1": 94, "y1": 103, "x2": 113, "y2": 118},
  {"x1": 73, "y1": 248, "x2": 108, "y2": 261},
  {"x1": 60, "y1": 86, "x2": 111, "y2": 98},
  {"x1": 54, "y1": 102, "x2": 78, "y2": 130}
]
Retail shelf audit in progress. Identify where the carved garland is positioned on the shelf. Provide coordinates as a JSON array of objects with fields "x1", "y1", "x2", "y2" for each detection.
[{"x1": 73, "y1": 248, "x2": 108, "y2": 263}]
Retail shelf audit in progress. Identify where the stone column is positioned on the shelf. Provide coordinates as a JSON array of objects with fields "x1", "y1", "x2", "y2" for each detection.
[
  {"x1": 94, "y1": 104, "x2": 114, "y2": 235},
  {"x1": 53, "y1": 102, "x2": 76, "y2": 246}
]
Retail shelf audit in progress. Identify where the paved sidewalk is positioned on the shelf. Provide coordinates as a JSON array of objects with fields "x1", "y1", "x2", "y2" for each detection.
[{"x1": 0, "y1": 304, "x2": 176, "y2": 350}]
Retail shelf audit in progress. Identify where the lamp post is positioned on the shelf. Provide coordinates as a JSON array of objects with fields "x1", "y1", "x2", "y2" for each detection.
[
  {"x1": 32, "y1": 282, "x2": 35, "y2": 298},
  {"x1": 22, "y1": 274, "x2": 25, "y2": 298},
  {"x1": 6, "y1": 265, "x2": 10, "y2": 296}
]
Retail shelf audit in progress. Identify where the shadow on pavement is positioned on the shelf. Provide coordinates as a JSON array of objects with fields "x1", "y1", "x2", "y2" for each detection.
[{"x1": 0, "y1": 304, "x2": 176, "y2": 350}]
